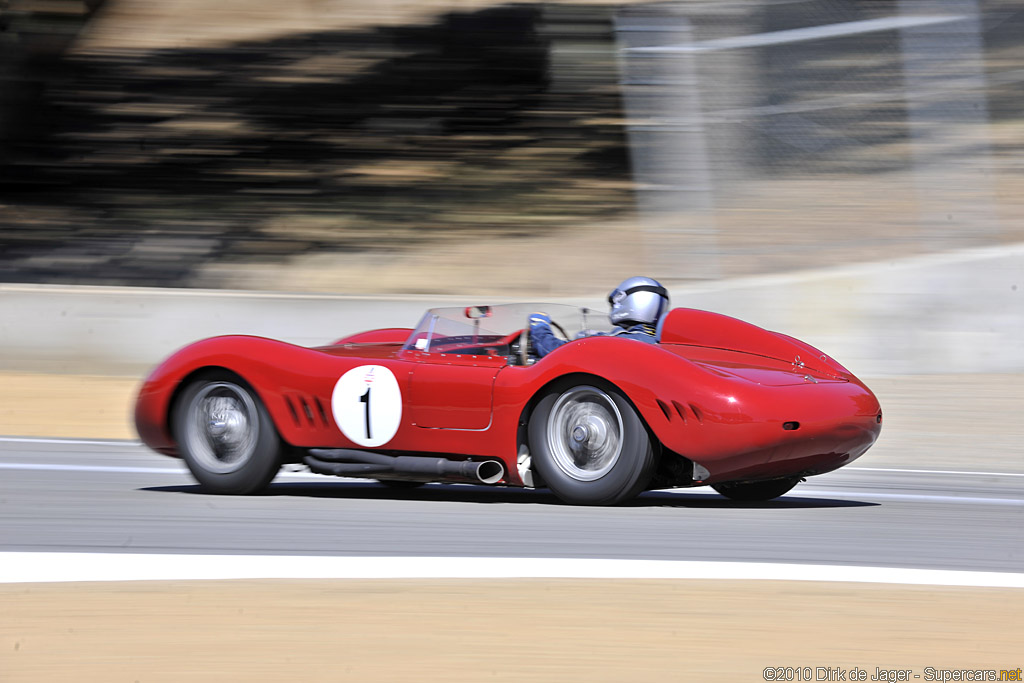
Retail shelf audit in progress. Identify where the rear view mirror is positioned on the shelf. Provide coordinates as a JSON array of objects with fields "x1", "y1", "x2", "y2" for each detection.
[{"x1": 465, "y1": 305, "x2": 492, "y2": 319}]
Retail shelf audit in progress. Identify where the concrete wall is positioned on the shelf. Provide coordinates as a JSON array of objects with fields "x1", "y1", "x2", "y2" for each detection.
[
  {"x1": 2, "y1": 243, "x2": 1021, "y2": 377},
  {"x1": 0, "y1": 287, "x2": 483, "y2": 374},
  {"x1": 675, "y1": 243, "x2": 1024, "y2": 376}
]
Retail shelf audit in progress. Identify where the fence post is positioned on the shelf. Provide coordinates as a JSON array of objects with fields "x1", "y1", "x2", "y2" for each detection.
[
  {"x1": 615, "y1": 7, "x2": 720, "y2": 281},
  {"x1": 899, "y1": 0, "x2": 998, "y2": 241}
]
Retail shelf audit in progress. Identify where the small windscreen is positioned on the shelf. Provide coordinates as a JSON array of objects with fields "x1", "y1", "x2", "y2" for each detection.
[{"x1": 403, "y1": 303, "x2": 613, "y2": 354}]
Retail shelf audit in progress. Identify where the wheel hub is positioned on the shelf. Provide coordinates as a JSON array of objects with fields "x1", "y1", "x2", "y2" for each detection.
[
  {"x1": 205, "y1": 396, "x2": 249, "y2": 448},
  {"x1": 571, "y1": 415, "x2": 609, "y2": 450},
  {"x1": 184, "y1": 382, "x2": 260, "y2": 474},
  {"x1": 546, "y1": 386, "x2": 624, "y2": 482}
]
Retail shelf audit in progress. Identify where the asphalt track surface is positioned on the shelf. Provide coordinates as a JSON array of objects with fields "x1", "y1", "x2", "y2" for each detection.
[{"x1": 1, "y1": 438, "x2": 1022, "y2": 573}]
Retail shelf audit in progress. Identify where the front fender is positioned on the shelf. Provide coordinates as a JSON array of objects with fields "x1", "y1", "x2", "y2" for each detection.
[{"x1": 134, "y1": 335, "x2": 334, "y2": 455}]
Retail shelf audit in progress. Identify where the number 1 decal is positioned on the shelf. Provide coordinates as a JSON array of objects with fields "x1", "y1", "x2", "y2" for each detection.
[
  {"x1": 359, "y1": 387, "x2": 372, "y2": 440},
  {"x1": 331, "y1": 365, "x2": 402, "y2": 448}
]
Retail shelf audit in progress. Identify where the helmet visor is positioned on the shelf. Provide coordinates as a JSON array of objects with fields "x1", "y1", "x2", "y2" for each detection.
[{"x1": 608, "y1": 284, "x2": 668, "y2": 305}]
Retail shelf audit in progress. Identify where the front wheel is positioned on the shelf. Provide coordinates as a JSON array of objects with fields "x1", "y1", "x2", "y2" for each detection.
[
  {"x1": 528, "y1": 382, "x2": 657, "y2": 505},
  {"x1": 711, "y1": 477, "x2": 800, "y2": 501},
  {"x1": 172, "y1": 373, "x2": 282, "y2": 494}
]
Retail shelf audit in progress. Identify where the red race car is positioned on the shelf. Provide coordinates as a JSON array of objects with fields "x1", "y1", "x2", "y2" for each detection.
[{"x1": 134, "y1": 303, "x2": 882, "y2": 505}]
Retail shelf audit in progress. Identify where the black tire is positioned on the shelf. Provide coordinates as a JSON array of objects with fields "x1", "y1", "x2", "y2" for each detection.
[
  {"x1": 711, "y1": 477, "x2": 800, "y2": 502},
  {"x1": 528, "y1": 381, "x2": 657, "y2": 505},
  {"x1": 172, "y1": 372, "x2": 282, "y2": 495}
]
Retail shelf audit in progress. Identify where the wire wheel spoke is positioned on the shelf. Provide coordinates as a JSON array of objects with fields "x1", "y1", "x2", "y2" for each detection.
[
  {"x1": 184, "y1": 382, "x2": 259, "y2": 474},
  {"x1": 546, "y1": 386, "x2": 623, "y2": 481}
]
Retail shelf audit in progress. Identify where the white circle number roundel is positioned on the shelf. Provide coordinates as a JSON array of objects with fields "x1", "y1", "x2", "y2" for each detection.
[{"x1": 331, "y1": 365, "x2": 402, "y2": 448}]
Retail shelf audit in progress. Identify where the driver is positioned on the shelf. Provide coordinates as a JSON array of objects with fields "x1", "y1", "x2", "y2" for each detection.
[{"x1": 529, "y1": 276, "x2": 670, "y2": 358}]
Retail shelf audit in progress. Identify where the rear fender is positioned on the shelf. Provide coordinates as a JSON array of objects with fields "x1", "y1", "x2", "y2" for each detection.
[
  {"x1": 517, "y1": 370, "x2": 658, "y2": 441},
  {"x1": 526, "y1": 338, "x2": 879, "y2": 485},
  {"x1": 507, "y1": 337, "x2": 740, "y2": 457},
  {"x1": 660, "y1": 308, "x2": 848, "y2": 377}
]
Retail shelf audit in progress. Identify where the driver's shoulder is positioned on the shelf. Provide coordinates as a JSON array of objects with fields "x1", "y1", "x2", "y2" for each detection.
[{"x1": 612, "y1": 326, "x2": 658, "y2": 344}]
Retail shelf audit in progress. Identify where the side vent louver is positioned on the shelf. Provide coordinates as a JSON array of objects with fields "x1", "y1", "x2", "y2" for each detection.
[
  {"x1": 314, "y1": 396, "x2": 330, "y2": 427},
  {"x1": 284, "y1": 395, "x2": 301, "y2": 426},
  {"x1": 298, "y1": 396, "x2": 315, "y2": 426},
  {"x1": 285, "y1": 393, "x2": 332, "y2": 430},
  {"x1": 656, "y1": 399, "x2": 672, "y2": 420}
]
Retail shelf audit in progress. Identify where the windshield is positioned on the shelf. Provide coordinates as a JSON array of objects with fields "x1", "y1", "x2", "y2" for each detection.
[{"x1": 403, "y1": 303, "x2": 614, "y2": 354}]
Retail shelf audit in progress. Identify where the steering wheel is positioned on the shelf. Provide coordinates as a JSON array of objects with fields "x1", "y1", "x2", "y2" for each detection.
[{"x1": 519, "y1": 315, "x2": 570, "y2": 366}]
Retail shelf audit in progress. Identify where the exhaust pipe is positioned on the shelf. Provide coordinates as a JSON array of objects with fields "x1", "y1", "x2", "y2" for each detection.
[{"x1": 305, "y1": 449, "x2": 505, "y2": 485}]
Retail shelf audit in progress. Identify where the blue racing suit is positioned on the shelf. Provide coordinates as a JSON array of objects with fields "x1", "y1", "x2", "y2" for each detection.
[{"x1": 528, "y1": 312, "x2": 659, "y2": 358}]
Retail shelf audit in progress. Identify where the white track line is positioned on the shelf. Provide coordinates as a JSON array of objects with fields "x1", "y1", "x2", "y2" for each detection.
[
  {"x1": 4, "y1": 435, "x2": 1024, "y2": 481},
  {"x1": 850, "y1": 467, "x2": 1024, "y2": 478},
  {"x1": 789, "y1": 490, "x2": 1024, "y2": 507},
  {"x1": 0, "y1": 553, "x2": 1021, "y2": 587},
  {"x1": 0, "y1": 462, "x2": 324, "y2": 478},
  {"x1": 0, "y1": 436, "x2": 141, "y2": 446},
  {"x1": 0, "y1": 463, "x2": 185, "y2": 475},
  {"x1": 656, "y1": 486, "x2": 1023, "y2": 507},
  {"x1": 1, "y1": 462, "x2": 1021, "y2": 504}
]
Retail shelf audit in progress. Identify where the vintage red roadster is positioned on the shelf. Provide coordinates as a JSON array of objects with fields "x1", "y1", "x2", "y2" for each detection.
[{"x1": 134, "y1": 303, "x2": 882, "y2": 505}]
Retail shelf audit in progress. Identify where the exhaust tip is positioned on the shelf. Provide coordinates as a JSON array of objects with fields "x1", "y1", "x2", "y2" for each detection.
[
  {"x1": 476, "y1": 460, "x2": 505, "y2": 485},
  {"x1": 783, "y1": 421, "x2": 800, "y2": 431}
]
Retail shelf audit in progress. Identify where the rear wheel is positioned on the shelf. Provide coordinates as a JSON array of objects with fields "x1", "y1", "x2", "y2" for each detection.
[
  {"x1": 173, "y1": 373, "x2": 282, "y2": 494},
  {"x1": 711, "y1": 477, "x2": 800, "y2": 501},
  {"x1": 528, "y1": 381, "x2": 656, "y2": 505}
]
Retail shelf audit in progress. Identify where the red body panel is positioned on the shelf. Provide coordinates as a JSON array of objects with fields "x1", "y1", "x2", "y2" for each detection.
[
  {"x1": 660, "y1": 308, "x2": 850, "y2": 377},
  {"x1": 408, "y1": 359, "x2": 503, "y2": 429},
  {"x1": 330, "y1": 328, "x2": 413, "y2": 345},
  {"x1": 135, "y1": 309, "x2": 882, "y2": 487}
]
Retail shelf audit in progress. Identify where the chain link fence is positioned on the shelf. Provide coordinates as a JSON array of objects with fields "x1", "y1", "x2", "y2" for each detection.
[{"x1": 618, "y1": 0, "x2": 1024, "y2": 282}]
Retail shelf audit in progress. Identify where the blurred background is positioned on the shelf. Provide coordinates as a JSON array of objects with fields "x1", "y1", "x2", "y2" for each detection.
[
  {"x1": 3, "y1": 0, "x2": 1023, "y2": 296},
  {"x1": 2, "y1": 5, "x2": 1022, "y2": 679}
]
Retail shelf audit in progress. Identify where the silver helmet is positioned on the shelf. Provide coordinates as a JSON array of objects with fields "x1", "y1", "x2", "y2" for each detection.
[{"x1": 608, "y1": 276, "x2": 669, "y2": 327}]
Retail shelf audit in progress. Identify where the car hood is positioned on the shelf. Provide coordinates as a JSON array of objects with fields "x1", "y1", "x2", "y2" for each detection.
[{"x1": 312, "y1": 342, "x2": 405, "y2": 360}]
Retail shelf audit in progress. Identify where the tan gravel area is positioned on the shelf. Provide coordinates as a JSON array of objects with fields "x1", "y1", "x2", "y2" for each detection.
[
  {"x1": 864, "y1": 373, "x2": 1024, "y2": 472},
  {"x1": 2, "y1": 579, "x2": 1021, "y2": 682},
  {"x1": 0, "y1": 372, "x2": 140, "y2": 441}
]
